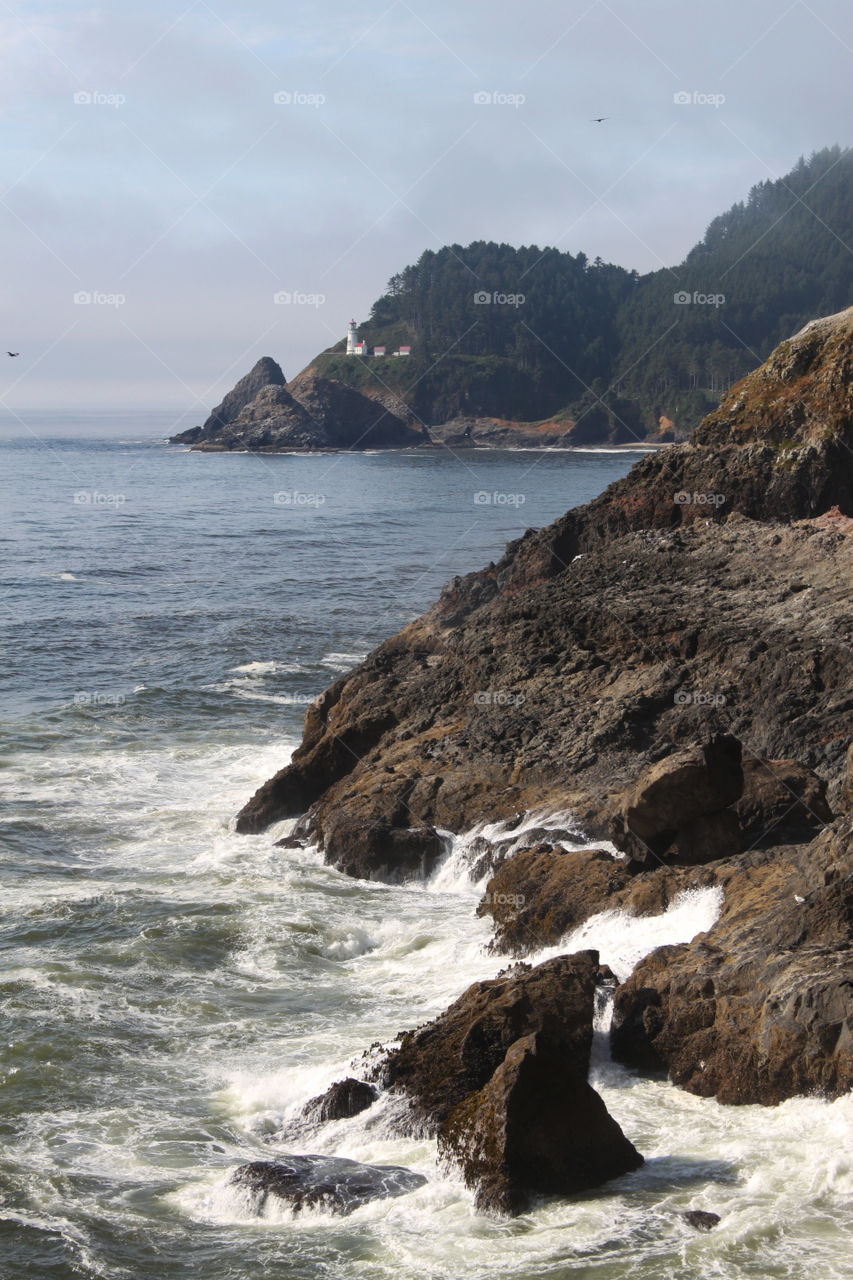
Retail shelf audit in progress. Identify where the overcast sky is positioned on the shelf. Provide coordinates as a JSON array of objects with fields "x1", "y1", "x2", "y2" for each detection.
[{"x1": 1, "y1": 0, "x2": 850, "y2": 418}]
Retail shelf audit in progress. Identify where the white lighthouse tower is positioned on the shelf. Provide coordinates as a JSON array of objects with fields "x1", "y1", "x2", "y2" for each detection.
[{"x1": 346, "y1": 319, "x2": 358, "y2": 355}]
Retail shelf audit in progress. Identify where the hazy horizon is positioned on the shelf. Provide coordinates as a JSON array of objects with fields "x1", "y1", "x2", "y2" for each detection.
[{"x1": 2, "y1": 0, "x2": 851, "y2": 412}]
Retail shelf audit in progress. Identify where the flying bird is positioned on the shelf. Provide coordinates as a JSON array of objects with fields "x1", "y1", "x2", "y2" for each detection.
[
  {"x1": 591, "y1": 117, "x2": 609, "y2": 123},
  {"x1": 7, "y1": 351, "x2": 20, "y2": 357}
]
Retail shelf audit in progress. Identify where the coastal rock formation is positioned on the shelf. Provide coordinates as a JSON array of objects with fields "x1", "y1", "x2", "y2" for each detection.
[
  {"x1": 302, "y1": 1077, "x2": 377, "y2": 1122},
  {"x1": 610, "y1": 815, "x2": 853, "y2": 1104},
  {"x1": 171, "y1": 358, "x2": 426, "y2": 451},
  {"x1": 612, "y1": 735, "x2": 744, "y2": 870},
  {"x1": 236, "y1": 309, "x2": 853, "y2": 856},
  {"x1": 171, "y1": 356, "x2": 287, "y2": 446},
  {"x1": 235, "y1": 308, "x2": 853, "y2": 1113},
  {"x1": 228, "y1": 1155, "x2": 426, "y2": 1216},
  {"x1": 376, "y1": 952, "x2": 643, "y2": 1214}
]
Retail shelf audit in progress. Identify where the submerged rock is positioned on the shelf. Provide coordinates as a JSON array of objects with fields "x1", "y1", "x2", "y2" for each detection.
[
  {"x1": 229, "y1": 1155, "x2": 426, "y2": 1216},
  {"x1": 378, "y1": 952, "x2": 643, "y2": 1214},
  {"x1": 684, "y1": 1209, "x2": 721, "y2": 1231}
]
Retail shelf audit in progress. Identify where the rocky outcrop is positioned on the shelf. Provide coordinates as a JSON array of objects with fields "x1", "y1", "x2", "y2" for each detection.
[
  {"x1": 172, "y1": 360, "x2": 426, "y2": 452},
  {"x1": 439, "y1": 1029, "x2": 643, "y2": 1215},
  {"x1": 171, "y1": 356, "x2": 287, "y2": 446},
  {"x1": 236, "y1": 311, "x2": 853, "y2": 854},
  {"x1": 375, "y1": 952, "x2": 643, "y2": 1214},
  {"x1": 232, "y1": 309, "x2": 853, "y2": 1118},
  {"x1": 228, "y1": 1155, "x2": 426, "y2": 1216},
  {"x1": 610, "y1": 815, "x2": 853, "y2": 1104},
  {"x1": 302, "y1": 1078, "x2": 377, "y2": 1122},
  {"x1": 612, "y1": 735, "x2": 744, "y2": 870}
]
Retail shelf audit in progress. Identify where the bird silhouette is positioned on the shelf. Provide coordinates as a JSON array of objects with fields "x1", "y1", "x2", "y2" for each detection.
[
  {"x1": 591, "y1": 117, "x2": 609, "y2": 123},
  {"x1": 7, "y1": 351, "x2": 20, "y2": 357}
]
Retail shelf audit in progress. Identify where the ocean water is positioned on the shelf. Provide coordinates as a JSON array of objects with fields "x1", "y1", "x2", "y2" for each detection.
[{"x1": 2, "y1": 413, "x2": 851, "y2": 1280}]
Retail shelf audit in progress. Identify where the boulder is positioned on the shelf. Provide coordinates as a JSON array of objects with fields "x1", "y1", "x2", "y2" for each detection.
[
  {"x1": 439, "y1": 1031, "x2": 643, "y2": 1215},
  {"x1": 614, "y1": 736, "x2": 744, "y2": 869},
  {"x1": 302, "y1": 1078, "x2": 377, "y2": 1122},
  {"x1": 228, "y1": 1155, "x2": 426, "y2": 1216},
  {"x1": 380, "y1": 953, "x2": 600, "y2": 1130},
  {"x1": 684, "y1": 1210, "x2": 721, "y2": 1231},
  {"x1": 377, "y1": 952, "x2": 643, "y2": 1214},
  {"x1": 477, "y1": 845, "x2": 630, "y2": 955}
]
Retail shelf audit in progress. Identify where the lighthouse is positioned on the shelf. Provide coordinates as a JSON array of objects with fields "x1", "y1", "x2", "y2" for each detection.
[{"x1": 346, "y1": 319, "x2": 358, "y2": 355}]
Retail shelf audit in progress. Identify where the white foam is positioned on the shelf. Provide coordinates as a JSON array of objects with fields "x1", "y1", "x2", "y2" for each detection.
[
  {"x1": 536, "y1": 885, "x2": 725, "y2": 983},
  {"x1": 229, "y1": 660, "x2": 305, "y2": 676}
]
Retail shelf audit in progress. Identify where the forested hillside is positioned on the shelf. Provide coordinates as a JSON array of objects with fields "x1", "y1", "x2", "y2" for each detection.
[{"x1": 304, "y1": 147, "x2": 853, "y2": 438}]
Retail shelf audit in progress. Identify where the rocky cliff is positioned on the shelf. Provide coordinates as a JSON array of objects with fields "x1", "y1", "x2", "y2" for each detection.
[{"x1": 234, "y1": 310, "x2": 853, "y2": 1142}]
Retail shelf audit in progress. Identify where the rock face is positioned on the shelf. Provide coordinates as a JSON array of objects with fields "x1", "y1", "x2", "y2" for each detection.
[
  {"x1": 228, "y1": 1155, "x2": 426, "y2": 1216},
  {"x1": 171, "y1": 359, "x2": 426, "y2": 451},
  {"x1": 232, "y1": 308, "x2": 853, "y2": 1114},
  {"x1": 610, "y1": 815, "x2": 853, "y2": 1104},
  {"x1": 377, "y1": 953, "x2": 643, "y2": 1214},
  {"x1": 236, "y1": 311, "x2": 853, "y2": 852}
]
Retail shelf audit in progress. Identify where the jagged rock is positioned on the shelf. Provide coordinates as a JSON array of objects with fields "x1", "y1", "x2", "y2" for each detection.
[
  {"x1": 236, "y1": 312, "x2": 853, "y2": 868},
  {"x1": 610, "y1": 816, "x2": 853, "y2": 1104},
  {"x1": 477, "y1": 846, "x2": 630, "y2": 955},
  {"x1": 375, "y1": 952, "x2": 642, "y2": 1214},
  {"x1": 302, "y1": 1078, "x2": 377, "y2": 1122},
  {"x1": 736, "y1": 757, "x2": 833, "y2": 842},
  {"x1": 228, "y1": 1156, "x2": 426, "y2": 1216},
  {"x1": 439, "y1": 1030, "x2": 643, "y2": 1215},
  {"x1": 379, "y1": 954, "x2": 600, "y2": 1129},
  {"x1": 171, "y1": 357, "x2": 286, "y2": 445},
  {"x1": 612, "y1": 736, "x2": 744, "y2": 869},
  {"x1": 173, "y1": 362, "x2": 426, "y2": 452},
  {"x1": 684, "y1": 1210, "x2": 721, "y2": 1231}
]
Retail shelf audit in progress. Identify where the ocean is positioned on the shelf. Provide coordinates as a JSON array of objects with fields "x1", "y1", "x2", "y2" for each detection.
[{"x1": 1, "y1": 412, "x2": 851, "y2": 1280}]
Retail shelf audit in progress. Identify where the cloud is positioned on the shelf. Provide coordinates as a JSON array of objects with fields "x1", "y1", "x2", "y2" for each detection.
[{"x1": 1, "y1": 0, "x2": 851, "y2": 407}]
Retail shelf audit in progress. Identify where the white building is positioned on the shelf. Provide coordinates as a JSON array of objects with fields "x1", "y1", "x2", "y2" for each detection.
[{"x1": 346, "y1": 319, "x2": 359, "y2": 355}]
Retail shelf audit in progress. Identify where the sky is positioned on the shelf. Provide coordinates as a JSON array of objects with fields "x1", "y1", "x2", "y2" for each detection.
[{"x1": 1, "y1": 0, "x2": 851, "y2": 419}]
